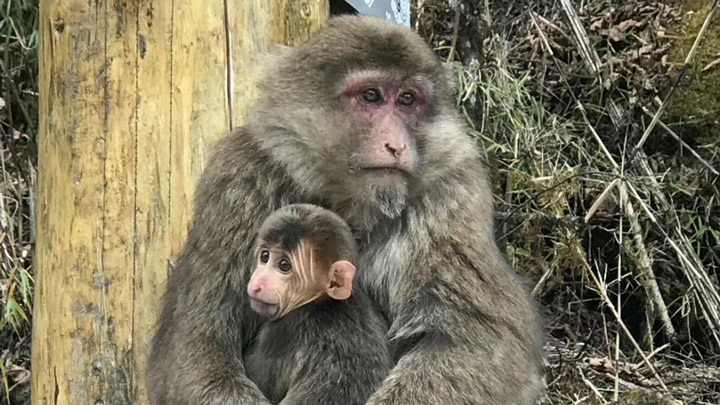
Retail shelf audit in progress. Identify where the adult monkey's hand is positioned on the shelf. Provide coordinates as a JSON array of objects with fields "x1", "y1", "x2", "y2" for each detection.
[{"x1": 147, "y1": 16, "x2": 545, "y2": 405}]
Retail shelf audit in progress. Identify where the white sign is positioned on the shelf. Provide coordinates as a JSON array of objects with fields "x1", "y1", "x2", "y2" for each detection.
[{"x1": 344, "y1": 0, "x2": 411, "y2": 27}]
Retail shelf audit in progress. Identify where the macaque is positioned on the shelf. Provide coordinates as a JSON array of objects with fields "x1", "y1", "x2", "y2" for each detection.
[
  {"x1": 242, "y1": 204, "x2": 391, "y2": 405},
  {"x1": 148, "y1": 16, "x2": 545, "y2": 405}
]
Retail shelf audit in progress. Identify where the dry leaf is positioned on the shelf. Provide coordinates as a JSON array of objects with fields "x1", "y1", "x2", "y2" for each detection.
[
  {"x1": 587, "y1": 356, "x2": 614, "y2": 373},
  {"x1": 9, "y1": 364, "x2": 30, "y2": 384},
  {"x1": 638, "y1": 44, "x2": 654, "y2": 55},
  {"x1": 615, "y1": 19, "x2": 640, "y2": 32}
]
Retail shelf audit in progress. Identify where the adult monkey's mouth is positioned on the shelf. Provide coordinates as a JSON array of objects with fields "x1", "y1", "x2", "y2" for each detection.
[
  {"x1": 355, "y1": 166, "x2": 414, "y2": 179},
  {"x1": 360, "y1": 166, "x2": 403, "y2": 172},
  {"x1": 249, "y1": 298, "x2": 279, "y2": 319}
]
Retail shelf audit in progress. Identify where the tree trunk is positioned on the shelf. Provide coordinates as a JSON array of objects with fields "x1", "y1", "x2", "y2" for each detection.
[{"x1": 32, "y1": 1, "x2": 328, "y2": 404}]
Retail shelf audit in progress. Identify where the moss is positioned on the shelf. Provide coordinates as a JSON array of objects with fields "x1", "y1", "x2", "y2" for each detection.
[
  {"x1": 665, "y1": 0, "x2": 720, "y2": 147},
  {"x1": 620, "y1": 388, "x2": 684, "y2": 405}
]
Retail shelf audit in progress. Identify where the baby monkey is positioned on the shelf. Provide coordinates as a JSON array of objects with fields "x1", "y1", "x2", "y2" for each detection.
[{"x1": 244, "y1": 204, "x2": 391, "y2": 405}]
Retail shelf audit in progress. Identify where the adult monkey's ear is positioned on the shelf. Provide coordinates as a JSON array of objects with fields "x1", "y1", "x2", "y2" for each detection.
[
  {"x1": 263, "y1": 44, "x2": 293, "y2": 65},
  {"x1": 442, "y1": 61, "x2": 460, "y2": 95},
  {"x1": 251, "y1": 44, "x2": 293, "y2": 77},
  {"x1": 268, "y1": 43, "x2": 292, "y2": 56},
  {"x1": 327, "y1": 261, "x2": 355, "y2": 300}
]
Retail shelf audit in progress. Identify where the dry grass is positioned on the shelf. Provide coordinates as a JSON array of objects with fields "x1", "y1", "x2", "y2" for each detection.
[{"x1": 417, "y1": 0, "x2": 720, "y2": 403}]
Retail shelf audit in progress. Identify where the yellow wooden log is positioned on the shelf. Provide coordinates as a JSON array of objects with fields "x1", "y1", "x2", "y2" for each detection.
[{"x1": 32, "y1": 2, "x2": 328, "y2": 404}]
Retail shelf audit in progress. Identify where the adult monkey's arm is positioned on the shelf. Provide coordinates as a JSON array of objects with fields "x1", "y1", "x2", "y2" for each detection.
[{"x1": 146, "y1": 131, "x2": 288, "y2": 405}]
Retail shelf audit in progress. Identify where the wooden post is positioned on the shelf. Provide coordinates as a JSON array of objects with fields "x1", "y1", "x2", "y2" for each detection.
[{"x1": 32, "y1": 1, "x2": 328, "y2": 404}]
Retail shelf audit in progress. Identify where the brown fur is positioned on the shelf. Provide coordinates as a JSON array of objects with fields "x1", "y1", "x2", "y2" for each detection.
[{"x1": 147, "y1": 16, "x2": 545, "y2": 405}]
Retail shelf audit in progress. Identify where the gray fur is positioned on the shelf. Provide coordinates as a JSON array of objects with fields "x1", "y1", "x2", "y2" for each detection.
[{"x1": 147, "y1": 15, "x2": 545, "y2": 405}]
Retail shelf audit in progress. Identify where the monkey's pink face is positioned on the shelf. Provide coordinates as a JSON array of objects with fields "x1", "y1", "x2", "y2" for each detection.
[
  {"x1": 339, "y1": 71, "x2": 428, "y2": 178},
  {"x1": 247, "y1": 245, "x2": 327, "y2": 320},
  {"x1": 247, "y1": 248, "x2": 288, "y2": 319},
  {"x1": 333, "y1": 71, "x2": 430, "y2": 217}
]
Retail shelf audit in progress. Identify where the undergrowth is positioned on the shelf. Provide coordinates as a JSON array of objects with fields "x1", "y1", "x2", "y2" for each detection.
[
  {"x1": 0, "y1": 0, "x2": 38, "y2": 404},
  {"x1": 417, "y1": 0, "x2": 720, "y2": 403}
]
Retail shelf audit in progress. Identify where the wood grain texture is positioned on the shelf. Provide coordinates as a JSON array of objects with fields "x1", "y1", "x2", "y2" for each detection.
[
  {"x1": 227, "y1": 1, "x2": 329, "y2": 128},
  {"x1": 32, "y1": 1, "x2": 329, "y2": 404}
]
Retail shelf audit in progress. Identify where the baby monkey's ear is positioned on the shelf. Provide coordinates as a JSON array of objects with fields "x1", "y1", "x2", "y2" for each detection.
[{"x1": 326, "y1": 261, "x2": 355, "y2": 300}]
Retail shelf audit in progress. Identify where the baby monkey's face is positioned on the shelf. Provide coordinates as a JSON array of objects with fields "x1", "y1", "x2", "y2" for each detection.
[{"x1": 247, "y1": 240, "x2": 355, "y2": 321}]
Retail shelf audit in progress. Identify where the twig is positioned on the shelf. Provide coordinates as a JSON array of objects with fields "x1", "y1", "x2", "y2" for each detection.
[
  {"x1": 28, "y1": 160, "x2": 35, "y2": 245},
  {"x1": 619, "y1": 183, "x2": 677, "y2": 341},
  {"x1": 558, "y1": 0, "x2": 625, "y2": 129},
  {"x1": 578, "y1": 246, "x2": 668, "y2": 390},
  {"x1": 558, "y1": 0, "x2": 601, "y2": 78},
  {"x1": 496, "y1": 171, "x2": 609, "y2": 233},
  {"x1": 630, "y1": 151, "x2": 720, "y2": 337},
  {"x1": 640, "y1": 107, "x2": 719, "y2": 175},
  {"x1": 534, "y1": 14, "x2": 572, "y2": 42},
  {"x1": 644, "y1": 343, "x2": 671, "y2": 362},
  {"x1": 447, "y1": 2, "x2": 461, "y2": 62},
  {"x1": 531, "y1": 262, "x2": 553, "y2": 297},
  {"x1": 530, "y1": 12, "x2": 619, "y2": 169},
  {"x1": 578, "y1": 366, "x2": 607, "y2": 404},
  {"x1": 604, "y1": 372, "x2": 641, "y2": 390},
  {"x1": 614, "y1": 207, "x2": 623, "y2": 403},
  {"x1": 584, "y1": 178, "x2": 619, "y2": 222},
  {"x1": 626, "y1": 178, "x2": 720, "y2": 348},
  {"x1": 414, "y1": 0, "x2": 425, "y2": 32}
]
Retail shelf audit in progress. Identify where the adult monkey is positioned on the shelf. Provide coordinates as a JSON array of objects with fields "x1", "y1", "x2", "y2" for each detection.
[{"x1": 147, "y1": 16, "x2": 545, "y2": 405}]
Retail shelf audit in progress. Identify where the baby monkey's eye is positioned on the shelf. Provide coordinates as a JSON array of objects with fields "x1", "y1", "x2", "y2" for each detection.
[
  {"x1": 259, "y1": 250, "x2": 270, "y2": 264},
  {"x1": 398, "y1": 92, "x2": 415, "y2": 106},
  {"x1": 278, "y1": 258, "x2": 292, "y2": 273}
]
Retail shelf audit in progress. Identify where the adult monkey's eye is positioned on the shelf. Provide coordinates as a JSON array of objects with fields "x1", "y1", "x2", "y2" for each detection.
[
  {"x1": 398, "y1": 92, "x2": 415, "y2": 106},
  {"x1": 259, "y1": 250, "x2": 270, "y2": 264},
  {"x1": 361, "y1": 88, "x2": 382, "y2": 104},
  {"x1": 278, "y1": 258, "x2": 292, "y2": 273}
]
